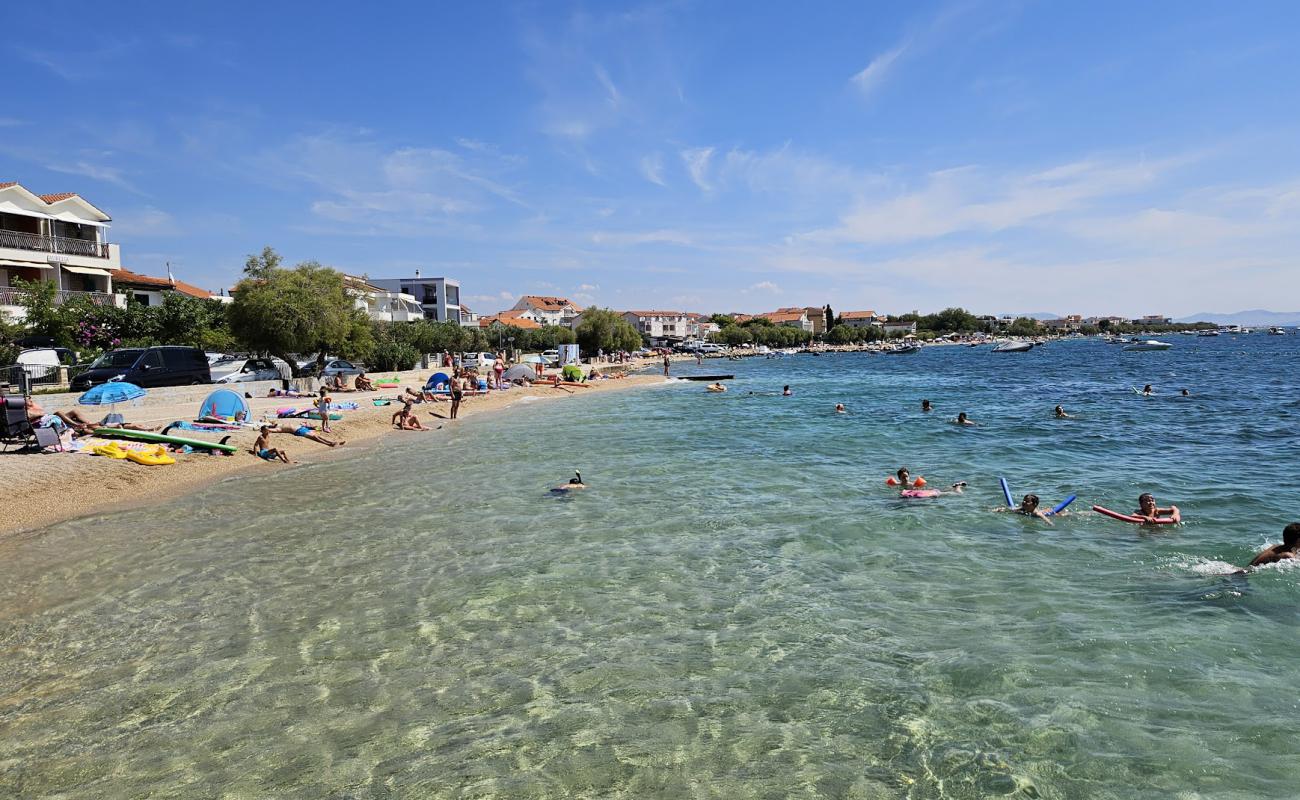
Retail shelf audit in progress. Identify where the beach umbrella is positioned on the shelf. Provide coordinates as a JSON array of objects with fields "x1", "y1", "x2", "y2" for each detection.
[
  {"x1": 78, "y1": 381, "x2": 147, "y2": 425},
  {"x1": 503, "y1": 364, "x2": 534, "y2": 382},
  {"x1": 78, "y1": 381, "x2": 146, "y2": 406}
]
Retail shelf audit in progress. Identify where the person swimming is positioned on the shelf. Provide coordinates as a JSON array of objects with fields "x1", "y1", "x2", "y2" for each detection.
[
  {"x1": 1054, "y1": 405, "x2": 1071, "y2": 419},
  {"x1": 706, "y1": 382, "x2": 727, "y2": 392},
  {"x1": 552, "y1": 470, "x2": 586, "y2": 493},
  {"x1": 1142, "y1": 384, "x2": 1154, "y2": 396},
  {"x1": 1136, "y1": 492, "x2": 1180, "y2": 524},
  {"x1": 953, "y1": 411, "x2": 977, "y2": 426},
  {"x1": 782, "y1": 385, "x2": 792, "y2": 396},
  {"x1": 835, "y1": 403, "x2": 846, "y2": 413},
  {"x1": 921, "y1": 399, "x2": 932, "y2": 412},
  {"x1": 1002, "y1": 493, "x2": 1053, "y2": 524},
  {"x1": 1245, "y1": 523, "x2": 1300, "y2": 568},
  {"x1": 1180, "y1": 388, "x2": 1190, "y2": 396}
]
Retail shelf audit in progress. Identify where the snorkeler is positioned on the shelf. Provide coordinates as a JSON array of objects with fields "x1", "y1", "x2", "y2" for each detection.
[
  {"x1": 1246, "y1": 523, "x2": 1300, "y2": 568},
  {"x1": 552, "y1": 470, "x2": 587, "y2": 493},
  {"x1": 1136, "y1": 492, "x2": 1181, "y2": 524}
]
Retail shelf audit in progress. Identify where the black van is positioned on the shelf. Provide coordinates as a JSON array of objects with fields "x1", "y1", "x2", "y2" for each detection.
[{"x1": 70, "y1": 346, "x2": 211, "y2": 390}]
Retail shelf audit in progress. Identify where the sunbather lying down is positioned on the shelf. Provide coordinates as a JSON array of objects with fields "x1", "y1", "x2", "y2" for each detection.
[{"x1": 25, "y1": 397, "x2": 95, "y2": 435}]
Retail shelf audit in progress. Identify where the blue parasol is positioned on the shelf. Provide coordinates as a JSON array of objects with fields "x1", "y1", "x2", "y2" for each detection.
[{"x1": 79, "y1": 381, "x2": 147, "y2": 406}]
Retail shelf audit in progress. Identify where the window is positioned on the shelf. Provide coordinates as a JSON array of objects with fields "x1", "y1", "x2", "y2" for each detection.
[
  {"x1": 139, "y1": 349, "x2": 164, "y2": 370},
  {"x1": 133, "y1": 293, "x2": 151, "y2": 306}
]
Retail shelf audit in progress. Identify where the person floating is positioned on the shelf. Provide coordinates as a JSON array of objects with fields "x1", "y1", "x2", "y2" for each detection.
[
  {"x1": 706, "y1": 382, "x2": 727, "y2": 393},
  {"x1": 953, "y1": 411, "x2": 977, "y2": 426},
  {"x1": 835, "y1": 403, "x2": 846, "y2": 413},
  {"x1": 1180, "y1": 388, "x2": 1190, "y2": 396},
  {"x1": 1142, "y1": 384, "x2": 1154, "y2": 396},
  {"x1": 1136, "y1": 493, "x2": 1180, "y2": 524},
  {"x1": 887, "y1": 467, "x2": 927, "y2": 488},
  {"x1": 1054, "y1": 405, "x2": 1072, "y2": 419},
  {"x1": 921, "y1": 399, "x2": 932, "y2": 412},
  {"x1": 1245, "y1": 523, "x2": 1300, "y2": 568},
  {"x1": 1001, "y1": 493, "x2": 1054, "y2": 524},
  {"x1": 552, "y1": 470, "x2": 586, "y2": 493},
  {"x1": 782, "y1": 385, "x2": 792, "y2": 396}
]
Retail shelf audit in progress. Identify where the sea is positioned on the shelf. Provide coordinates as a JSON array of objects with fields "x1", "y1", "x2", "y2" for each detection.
[{"x1": 2, "y1": 333, "x2": 1298, "y2": 799}]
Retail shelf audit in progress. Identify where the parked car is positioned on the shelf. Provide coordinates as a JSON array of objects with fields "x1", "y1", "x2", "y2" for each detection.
[
  {"x1": 319, "y1": 359, "x2": 364, "y2": 379},
  {"x1": 70, "y1": 346, "x2": 211, "y2": 390},
  {"x1": 461, "y1": 352, "x2": 496, "y2": 370},
  {"x1": 539, "y1": 349, "x2": 560, "y2": 366},
  {"x1": 15, "y1": 348, "x2": 78, "y2": 385},
  {"x1": 213, "y1": 357, "x2": 288, "y2": 384},
  {"x1": 697, "y1": 343, "x2": 727, "y2": 354}
]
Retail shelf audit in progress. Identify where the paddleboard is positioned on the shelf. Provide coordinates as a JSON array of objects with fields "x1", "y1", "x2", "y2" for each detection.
[{"x1": 95, "y1": 427, "x2": 238, "y2": 453}]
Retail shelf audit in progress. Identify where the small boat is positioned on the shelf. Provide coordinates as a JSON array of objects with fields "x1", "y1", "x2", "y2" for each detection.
[
  {"x1": 992, "y1": 340, "x2": 1033, "y2": 353},
  {"x1": 1196, "y1": 330, "x2": 1219, "y2": 337},
  {"x1": 1269, "y1": 327, "x2": 1287, "y2": 335},
  {"x1": 1123, "y1": 340, "x2": 1173, "y2": 351},
  {"x1": 884, "y1": 345, "x2": 920, "y2": 354}
]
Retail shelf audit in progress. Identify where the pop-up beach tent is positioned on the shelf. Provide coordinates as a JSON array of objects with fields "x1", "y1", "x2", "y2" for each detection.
[
  {"x1": 503, "y1": 364, "x2": 534, "y2": 382},
  {"x1": 198, "y1": 388, "x2": 250, "y2": 421}
]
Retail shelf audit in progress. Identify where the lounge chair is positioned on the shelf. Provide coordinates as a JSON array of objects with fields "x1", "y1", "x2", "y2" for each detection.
[{"x1": 0, "y1": 395, "x2": 38, "y2": 452}]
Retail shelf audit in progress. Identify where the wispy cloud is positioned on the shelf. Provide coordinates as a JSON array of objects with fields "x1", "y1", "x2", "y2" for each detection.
[
  {"x1": 681, "y1": 147, "x2": 714, "y2": 191},
  {"x1": 45, "y1": 160, "x2": 139, "y2": 193},
  {"x1": 590, "y1": 229, "x2": 694, "y2": 246},
  {"x1": 109, "y1": 206, "x2": 180, "y2": 237},
  {"x1": 639, "y1": 153, "x2": 666, "y2": 186},
  {"x1": 851, "y1": 41, "x2": 909, "y2": 97},
  {"x1": 744, "y1": 280, "x2": 781, "y2": 294}
]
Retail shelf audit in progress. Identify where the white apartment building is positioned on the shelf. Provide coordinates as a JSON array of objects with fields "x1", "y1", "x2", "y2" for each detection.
[
  {"x1": 370, "y1": 272, "x2": 464, "y2": 324},
  {"x1": 839, "y1": 310, "x2": 883, "y2": 329},
  {"x1": 0, "y1": 182, "x2": 125, "y2": 321},
  {"x1": 511, "y1": 295, "x2": 584, "y2": 327},
  {"x1": 343, "y1": 274, "x2": 425, "y2": 322},
  {"x1": 622, "y1": 310, "x2": 689, "y2": 340}
]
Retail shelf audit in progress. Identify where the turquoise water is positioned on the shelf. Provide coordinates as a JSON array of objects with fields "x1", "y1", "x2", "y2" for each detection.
[{"x1": 2, "y1": 335, "x2": 1299, "y2": 798}]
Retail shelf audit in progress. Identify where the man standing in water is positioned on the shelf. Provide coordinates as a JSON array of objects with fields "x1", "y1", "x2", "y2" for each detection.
[{"x1": 663, "y1": 354, "x2": 671, "y2": 377}]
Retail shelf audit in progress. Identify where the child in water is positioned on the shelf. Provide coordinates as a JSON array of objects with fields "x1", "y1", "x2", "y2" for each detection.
[
  {"x1": 1000, "y1": 493, "x2": 1054, "y2": 525},
  {"x1": 552, "y1": 470, "x2": 586, "y2": 493},
  {"x1": 1246, "y1": 523, "x2": 1300, "y2": 568},
  {"x1": 1136, "y1": 493, "x2": 1181, "y2": 524}
]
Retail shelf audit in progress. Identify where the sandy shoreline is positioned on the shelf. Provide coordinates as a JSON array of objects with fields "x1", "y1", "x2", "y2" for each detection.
[{"x1": 2, "y1": 371, "x2": 668, "y2": 541}]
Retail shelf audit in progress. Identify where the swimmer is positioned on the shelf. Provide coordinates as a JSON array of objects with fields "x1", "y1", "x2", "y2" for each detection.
[
  {"x1": 782, "y1": 385, "x2": 792, "y2": 396},
  {"x1": 1180, "y1": 388, "x2": 1190, "y2": 397},
  {"x1": 552, "y1": 470, "x2": 586, "y2": 493},
  {"x1": 835, "y1": 403, "x2": 846, "y2": 414},
  {"x1": 953, "y1": 411, "x2": 978, "y2": 426},
  {"x1": 891, "y1": 467, "x2": 924, "y2": 489},
  {"x1": 1142, "y1": 384, "x2": 1153, "y2": 396},
  {"x1": 921, "y1": 399, "x2": 932, "y2": 412},
  {"x1": 1246, "y1": 522, "x2": 1300, "y2": 568},
  {"x1": 1054, "y1": 405, "x2": 1072, "y2": 419},
  {"x1": 1135, "y1": 492, "x2": 1181, "y2": 525},
  {"x1": 900, "y1": 481, "x2": 967, "y2": 498},
  {"x1": 1000, "y1": 493, "x2": 1053, "y2": 524},
  {"x1": 706, "y1": 382, "x2": 727, "y2": 393}
]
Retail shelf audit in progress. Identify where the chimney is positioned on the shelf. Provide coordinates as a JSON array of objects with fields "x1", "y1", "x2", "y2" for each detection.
[{"x1": 415, "y1": 268, "x2": 421, "y2": 279}]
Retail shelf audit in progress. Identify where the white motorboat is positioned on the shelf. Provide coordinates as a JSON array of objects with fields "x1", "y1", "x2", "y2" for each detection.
[
  {"x1": 1123, "y1": 340, "x2": 1173, "y2": 351},
  {"x1": 1269, "y1": 327, "x2": 1287, "y2": 335},
  {"x1": 992, "y1": 340, "x2": 1034, "y2": 353},
  {"x1": 1196, "y1": 329, "x2": 1219, "y2": 337}
]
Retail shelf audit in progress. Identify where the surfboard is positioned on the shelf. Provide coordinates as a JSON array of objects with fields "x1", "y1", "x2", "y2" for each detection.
[{"x1": 94, "y1": 428, "x2": 238, "y2": 453}]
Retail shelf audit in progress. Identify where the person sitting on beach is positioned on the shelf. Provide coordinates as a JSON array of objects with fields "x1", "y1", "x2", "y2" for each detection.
[
  {"x1": 999, "y1": 493, "x2": 1054, "y2": 524},
  {"x1": 329, "y1": 374, "x2": 356, "y2": 393},
  {"x1": 1246, "y1": 523, "x2": 1300, "y2": 568},
  {"x1": 267, "y1": 421, "x2": 345, "y2": 447},
  {"x1": 25, "y1": 397, "x2": 95, "y2": 436},
  {"x1": 354, "y1": 372, "x2": 376, "y2": 392},
  {"x1": 267, "y1": 387, "x2": 309, "y2": 398},
  {"x1": 1054, "y1": 405, "x2": 1072, "y2": 419},
  {"x1": 707, "y1": 382, "x2": 727, "y2": 392},
  {"x1": 252, "y1": 426, "x2": 291, "y2": 463},
  {"x1": 782, "y1": 385, "x2": 792, "y2": 396},
  {"x1": 552, "y1": 470, "x2": 586, "y2": 493},
  {"x1": 953, "y1": 411, "x2": 978, "y2": 426},
  {"x1": 835, "y1": 403, "x2": 846, "y2": 413},
  {"x1": 1142, "y1": 384, "x2": 1154, "y2": 396},
  {"x1": 1135, "y1": 492, "x2": 1181, "y2": 524},
  {"x1": 921, "y1": 399, "x2": 932, "y2": 412},
  {"x1": 392, "y1": 400, "x2": 428, "y2": 430}
]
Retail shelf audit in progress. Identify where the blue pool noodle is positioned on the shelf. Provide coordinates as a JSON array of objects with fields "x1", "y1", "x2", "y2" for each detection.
[
  {"x1": 1047, "y1": 495, "x2": 1077, "y2": 516},
  {"x1": 1000, "y1": 477, "x2": 1014, "y2": 507}
]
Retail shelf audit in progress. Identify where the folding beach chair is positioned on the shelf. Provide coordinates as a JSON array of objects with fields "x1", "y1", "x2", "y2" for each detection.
[{"x1": 0, "y1": 395, "x2": 38, "y2": 452}]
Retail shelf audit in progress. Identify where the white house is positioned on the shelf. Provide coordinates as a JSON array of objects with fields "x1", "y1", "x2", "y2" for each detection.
[
  {"x1": 839, "y1": 310, "x2": 883, "y2": 329},
  {"x1": 761, "y1": 309, "x2": 814, "y2": 332},
  {"x1": 512, "y1": 295, "x2": 584, "y2": 327},
  {"x1": 370, "y1": 272, "x2": 464, "y2": 324},
  {"x1": 114, "y1": 268, "x2": 211, "y2": 306},
  {"x1": 0, "y1": 182, "x2": 125, "y2": 321},
  {"x1": 342, "y1": 274, "x2": 425, "y2": 322},
  {"x1": 622, "y1": 310, "x2": 689, "y2": 340},
  {"x1": 883, "y1": 321, "x2": 918, "y2": 336}
]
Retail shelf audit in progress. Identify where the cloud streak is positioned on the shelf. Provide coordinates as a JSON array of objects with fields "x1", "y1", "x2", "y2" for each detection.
[{"x1": 851, "y1": 41, "x2": 908, "y2": 97}]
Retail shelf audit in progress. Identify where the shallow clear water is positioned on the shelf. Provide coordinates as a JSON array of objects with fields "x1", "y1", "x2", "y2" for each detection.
[{"x1": 2, "y1": 335, "x2": 1299, "y2": 798}]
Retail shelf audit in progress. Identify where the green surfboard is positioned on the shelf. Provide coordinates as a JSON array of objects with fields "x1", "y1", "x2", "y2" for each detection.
[{"x1": 94, "y1": 428, "x2": 239, "y2": 453}]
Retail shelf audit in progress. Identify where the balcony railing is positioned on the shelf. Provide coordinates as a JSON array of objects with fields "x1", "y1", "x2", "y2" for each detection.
[
  {"x1": 0, "y1": 287, "x2": 117, "y2": 307},
  {"x1": 0, "y1": 228, "x2": 110, "y2": 259}
]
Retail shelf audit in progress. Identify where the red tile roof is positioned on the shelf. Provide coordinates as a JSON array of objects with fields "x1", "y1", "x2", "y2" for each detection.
[
  {"x1": 0, "y1": 182, "x2": 17, "y2": 189},
  {"x1": 480, "y1": 313, "x2": 541, "y2": 329},
  {"x1": 625, "y1": 310, "x2": 687, "y2": 317},
  {"x1": 762, "y1": 311, "x2": 807, "y2": 323},
  {"x1": 840, "y1": 310, "x2": 879, "y2": 319},
  {"x1": 39, "y1": 192, "x2": 79, "y2": 203},
  {"x1": 518, "y1": 295, "x2": 583, "y2": 312},
  {"x1": 114, "y1": 268, "x2": 211, "y2": 299}
]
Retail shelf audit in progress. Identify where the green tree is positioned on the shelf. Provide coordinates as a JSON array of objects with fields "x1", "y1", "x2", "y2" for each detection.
[
  {"x1": 709, "y1": 313, "x2": 735, "y2": 326},
  {"x1": 715, "y1": 324, "x2": 753, "y2": 346},
  {"x1": 823, "y1": 304, "x2": 835, "y2": 332},
  {"x1": 1008, "y1": 317, "x2": 1040, "y2": 337},
  {"x1": 13, "y1": 278, "x2": 65, "y2": 346},
  {"x1": 228, "y1": 250, "x2": 372, "y2": 375},
  {"x1": 575, "y1": 308, "x2": 641, "y2": 354}
]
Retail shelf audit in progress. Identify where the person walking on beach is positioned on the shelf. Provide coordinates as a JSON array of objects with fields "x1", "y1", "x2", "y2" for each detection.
[
  {"x1": 493, "y1": 358, "x2": 505, "y2": 390},
  {"x1": 1245, "y1": 523, "x2": 1300, "y2": 568}
]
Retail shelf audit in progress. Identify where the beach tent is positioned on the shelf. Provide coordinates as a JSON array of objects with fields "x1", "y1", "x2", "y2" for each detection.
[
  {"x1": 424, "y1": 372, "x2": 451, "y2": 390},
  {"x1": 503, "y1": 364, "x2": 534, "y2": 382},
  {"x1": 198, "y1": 388, "x2": 250, "y2": 421},
  {"x1": 561, "y1": 364, "x2": 584, "y2": 382}
]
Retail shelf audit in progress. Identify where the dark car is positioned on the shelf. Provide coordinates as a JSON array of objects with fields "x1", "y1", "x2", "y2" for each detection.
[{"x1": 70, "y1": 346, "x2": 211, "y2": 391}]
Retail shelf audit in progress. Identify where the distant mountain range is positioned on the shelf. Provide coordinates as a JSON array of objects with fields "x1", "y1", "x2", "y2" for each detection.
[{"x1": 1175, "y1": 309, "x2": 1300, "y2": 326}]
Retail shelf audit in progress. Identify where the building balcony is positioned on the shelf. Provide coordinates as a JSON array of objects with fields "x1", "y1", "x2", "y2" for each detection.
[
  {"x1": 0, "y1": 286, "x2": 125, "y2": 310},
  {"x1": 0, "y1": 228, "x2": 111, "y2": 259}
]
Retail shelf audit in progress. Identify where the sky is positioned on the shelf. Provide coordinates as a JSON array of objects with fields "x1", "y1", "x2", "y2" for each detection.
[{"x1": 4, "y1": 1, "x2": 1300, "y2": 318}]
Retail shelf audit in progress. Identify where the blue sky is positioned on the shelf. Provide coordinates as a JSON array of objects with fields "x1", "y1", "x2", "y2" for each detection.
[{"x1": 4, "y1": 1, "x2": 1300, "y2": 317}]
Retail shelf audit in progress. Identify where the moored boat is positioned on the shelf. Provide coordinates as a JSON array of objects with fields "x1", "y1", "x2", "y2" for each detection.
[
  {"x1": 1123, "y1": 339, "x2": 1173, "y2": 351},
  {"x1": 992, "y1": 340, "x2": 1034, "y2": 353}
]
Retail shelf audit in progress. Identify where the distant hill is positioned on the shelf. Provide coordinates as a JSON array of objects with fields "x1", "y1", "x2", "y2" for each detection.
[{"x1": 1176, "y1": 309, "x2": 1300, "y2": 326}]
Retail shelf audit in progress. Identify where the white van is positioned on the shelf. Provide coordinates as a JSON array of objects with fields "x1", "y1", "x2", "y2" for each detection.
[{"x1": 461, "y1": 352, "x2": 496, "y2": 370}]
